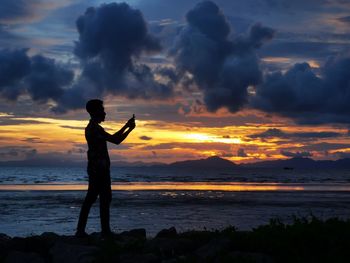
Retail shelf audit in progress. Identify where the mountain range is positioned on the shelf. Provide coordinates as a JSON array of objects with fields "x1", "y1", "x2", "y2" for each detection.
[
  {"x1": 1, "y1": 156, "x2": 350, "y2": 169},
  {"x1": 152, "y1": 156, "x2": 350, "y2": 169}
]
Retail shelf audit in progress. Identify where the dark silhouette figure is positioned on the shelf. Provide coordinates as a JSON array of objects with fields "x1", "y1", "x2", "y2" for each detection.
[{"x1": 76, "y1": 99, "x2": 135, "y2": 237}]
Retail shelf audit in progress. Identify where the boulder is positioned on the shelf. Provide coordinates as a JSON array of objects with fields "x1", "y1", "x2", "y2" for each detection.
[
  {"x1": 225, "y1": 251, "x2": 274, "y2": 263},
  {"x1": 146, "y1": 237, "x2": 194, "y2": 257},
  {"x1": 0, "y1": 233, "x2": 11, "y2": 258},
  {"x1": 39, "y1": 232, "x2": 60, "y2": 247},
  {"x1": 4, "y1": 250, "x2": 45, "y2": 263},
  {"x1": 155, "y1": 227, "x2": 177, "y2": 239},
  {"x1": 119, "y1": 253, "x2": 159, "y2": 263},
  {"x1": 0, "y1": 233, "x2": 11, "y2": 241},
  {"x1": 8, "y1": 236, "x2": 48, "y2": 255},
  {"x1": 120, "y1": 229, "x2": 146, "y2": 240},
  {"x1": 195, "y1": 237, "x2": 232, "y2": 260},
  {"x1": 50, "y1": 242, "x2": 99, "y2": 263}
]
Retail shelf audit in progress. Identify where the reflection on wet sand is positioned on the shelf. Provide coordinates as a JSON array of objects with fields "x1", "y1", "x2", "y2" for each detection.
[{"x1": 1, "y1": 182, "x2": 350, "y2": 191}]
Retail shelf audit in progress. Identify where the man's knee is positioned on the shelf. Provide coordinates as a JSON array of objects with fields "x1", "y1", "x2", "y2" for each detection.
[
  {"x1": 84, "y1": 192, "x2": 98, "y2": 204},
  {"x1": 100, "y1": 191, "x2": 112, "y2": 205}
]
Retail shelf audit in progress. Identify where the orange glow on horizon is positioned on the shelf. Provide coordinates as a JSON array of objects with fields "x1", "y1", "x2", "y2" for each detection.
[
  {"x1": 1, "y1": 182, "x2": 350, "y2": 192},
  {"x1": 0, "y1": 182, "x2": 308, "y2": 191},
  {"x1": 0, "y1": 113, "x2": 349, "y2": 164}
]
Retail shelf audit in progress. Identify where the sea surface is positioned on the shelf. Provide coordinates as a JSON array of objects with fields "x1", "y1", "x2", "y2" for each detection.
[{"x1": 1, "y1": 166, "x2": 350, "y2": 237}]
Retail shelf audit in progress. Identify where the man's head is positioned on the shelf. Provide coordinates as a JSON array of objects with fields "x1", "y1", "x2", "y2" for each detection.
[{"x1": 86, "y1": 99, "x2": 106, "y2": 123}]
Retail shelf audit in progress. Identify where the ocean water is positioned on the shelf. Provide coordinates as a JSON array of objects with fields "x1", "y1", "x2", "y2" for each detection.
[
  {"x1": 1, "y1": 166, "x2": 350, "y2": 237},
  {"x1": 1, "y1": 166, "x2": 350, "y2": 184}
]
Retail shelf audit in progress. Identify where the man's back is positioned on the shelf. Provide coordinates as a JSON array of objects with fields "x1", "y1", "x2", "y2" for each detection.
[{"x1": 85, "y1": 120, "x2": 110, "y2": 174}]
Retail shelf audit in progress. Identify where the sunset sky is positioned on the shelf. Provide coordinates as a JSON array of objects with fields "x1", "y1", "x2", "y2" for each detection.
[{"x1": 1, "y1": 0, "x2": 350, "y2": 164}]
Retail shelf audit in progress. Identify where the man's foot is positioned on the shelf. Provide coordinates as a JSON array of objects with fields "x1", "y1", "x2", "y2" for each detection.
[{"x1": 75, "y1": 230, "x2": 89, "y2": 238}]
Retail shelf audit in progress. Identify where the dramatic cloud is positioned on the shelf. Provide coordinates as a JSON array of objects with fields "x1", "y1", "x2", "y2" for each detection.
[
  {"x1": 249, "y1": 128, "x2": 342, "y2": 139},
  {"x1": 27, "y1": 55, "x2": 74, "y2": 103},
  {"x1": 74, "y1": 3, "x2": 161, "y2": 70},
  {"x1": 253, "y1": 55, "x2": 350, "y2": 123},
  {"x1": 0, "y1": 3, "x2": 175, "y2": 112},
  {"x1": 0, "y1": 49, "x2": 73, "y2": 102},
  {"x1": 57, "y1": 2, "x2": 175, "y2": 111},
  {"x1": 280, "y1": 150, "x2": 312, "y2": 158},
  {"x1": 171, "y1": 1, "x2": 274, "y2": 113},
  {"x1": 0, "y1": 49, "x2": 30, "y2": 100}
]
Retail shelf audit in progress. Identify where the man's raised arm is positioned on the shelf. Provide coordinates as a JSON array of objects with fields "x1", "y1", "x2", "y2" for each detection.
[{"x1": 105, "y1": 116, "x2": 136, "y2": 145}]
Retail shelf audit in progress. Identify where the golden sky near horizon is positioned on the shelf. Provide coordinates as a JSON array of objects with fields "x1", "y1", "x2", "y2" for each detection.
[{"x1": 1, "y1": 106, "x2": 349, "y2": 164}]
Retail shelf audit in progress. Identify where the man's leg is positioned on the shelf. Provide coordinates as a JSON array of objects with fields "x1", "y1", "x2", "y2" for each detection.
[
  {"x1": 76, "y1": 182, "x2": 98, "y2": 234},
  {"x1": 100, "y1": 174, "x2": 112, "y2": 234}
]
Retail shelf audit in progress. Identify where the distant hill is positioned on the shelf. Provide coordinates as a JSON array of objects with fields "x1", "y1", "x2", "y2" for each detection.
[
  {"x1": 242, "y1": 157, "x2": 350, "y2": 169},
  {"x1": 165, "y1": 156, "x2": 237, "y2": 169},
  {"x1": 2, "y1": 156, "x2": 350, "y2": 169},
  {"x1": 111, "y1": 161, "x2": 164, "y2": 167}
]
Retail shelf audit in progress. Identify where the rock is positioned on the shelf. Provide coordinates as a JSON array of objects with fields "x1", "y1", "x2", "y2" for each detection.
[
  {"x1": 0, "y1": 233, "x2": 11, "y2": 241},
  {"x1": 0, "y1": 233, "x2": 11, "y2": 257},
  {"x1": 4, "y1": 250, "x2": 45, "y2": 263},
  {"x1": 225, "y1": 251, "x2": 274, "y2": 263},
  {"x1": 195, "y1": 237, "x2": 231, "y2": 261},
  {"x1": 155, "y1": 227, "x2": 177, "y2": 239},
  {"x1": 39, "y1": 232, "x2": 60, "y2": 247},
  {"x1": 40, "y1": 232, "x2": 60, "y2": 239},
  {"x1": 120, "y1": 229, "x2": 146, "y2": 240},
  {"x1": 50, "y1": 242, "x2": 99, "y2": 263},
  {"x1": 146, "y1": 238, "x2": 194, "y2": 257},
  {"x1": 119, "y1": 253, "x2": 159, "y2": 263},
  {"x1": 9, "y1": 236, "x2": 48, "y2": 255}
]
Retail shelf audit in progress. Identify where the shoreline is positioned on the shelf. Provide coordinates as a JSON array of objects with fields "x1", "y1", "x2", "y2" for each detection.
[{"x1": 1, "y1": 217, "x2": 350, "y2": 262}]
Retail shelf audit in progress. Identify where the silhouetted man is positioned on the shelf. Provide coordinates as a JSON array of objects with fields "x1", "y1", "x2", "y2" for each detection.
[{"x1": 76, "y1": 99, "x2": 135, "y2": 237}]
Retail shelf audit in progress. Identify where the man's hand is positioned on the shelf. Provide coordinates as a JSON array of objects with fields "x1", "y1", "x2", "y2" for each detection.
[{"x1": 126, "y1": 115, "x2": 136, "y2": 130}]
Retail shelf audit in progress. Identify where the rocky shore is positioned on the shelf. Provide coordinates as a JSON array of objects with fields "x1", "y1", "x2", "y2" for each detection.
[{"x1": 1, "y1": 217, "x2": 350, "y2": 262}]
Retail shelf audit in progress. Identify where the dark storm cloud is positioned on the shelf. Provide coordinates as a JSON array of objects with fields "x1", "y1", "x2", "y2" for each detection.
[
  {"x1": 171, "y1": 1, "x2": 274, "y2": 113},
  {"x1": 280, "y1": 150, "x2": 312, "y2": 158},
  {"x1": 52, "y1": 2, "x2": 175, "y2": 112},
  {"x1": 0, "y1": 3, "x2": 175, "y2": 112},
  {"x1": 74, "y1": 3, "x2": 161, "y2": 70},
  {"x1": 249, "y1": 128, "x2": 342, "y2": 139},
  {"x1": 252, "y1": 54, "x2": 350, "y2": 124},
  {"x1": 0, "y1": 49, "x2": 74, "y2": 103},
  {"x1": 0, "y1": 49, "x2": 30, "y2": 100},
  {"x1": 27, "y1": 55, "x2": 74, "y2": 103}
]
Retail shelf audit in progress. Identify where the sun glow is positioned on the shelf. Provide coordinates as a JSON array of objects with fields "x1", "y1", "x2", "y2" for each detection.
[{"x1": 184, "y1": 133, "x2": 242, "y2": 144}]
